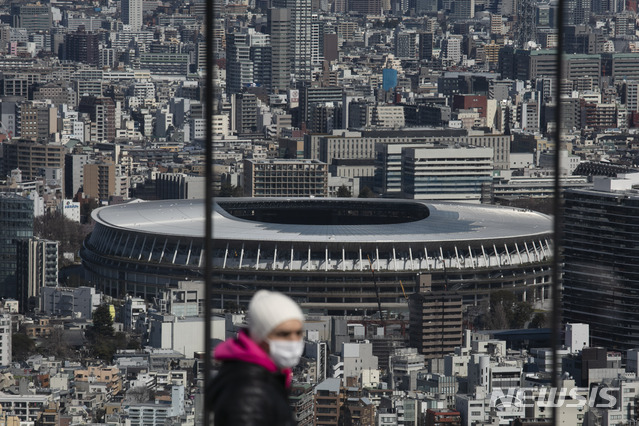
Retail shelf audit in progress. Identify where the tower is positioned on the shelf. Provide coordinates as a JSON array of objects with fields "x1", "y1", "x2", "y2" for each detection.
[
  {"x1": 269, "y1": 7, "x2": 291, "y2": 91},
  {"x1": 122, "y1": 0, "x2": 143, "y2": 31},
  {"x1": 272, "y1": 0, "x2": 312, "y2": 83}
]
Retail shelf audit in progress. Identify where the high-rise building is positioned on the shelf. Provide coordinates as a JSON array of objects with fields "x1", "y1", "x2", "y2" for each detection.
[
  {"x1": 441, "y1": 36, "x2": 462, "y2": 64},
  {"x1": 0, "y1": 193, "x2": 33, "y2": 300},
  {"x1": 78, "y1": 96, "x2": 116, "y2": 142},
  {"x1": 17, "y1": 101, "x2": 58, "y2": 142},
  {"x1": 84, "y1": 162, "x2": 115, "y2": 202},
  {"x1": 563, "y1": 177, "x2": 639, "y2": 352},
  {"x1": 16, "y1": 238, "x2": 58, "y2": 313},
  {"x1": 0, "y1": 313, "x2": 10, "y2": 366},
  {"x1": 409, "y1": 289, "x2": 463, "y2": 359},
  {"x1": 122, "y1": 0, "x2": 143, "y2": 31},
  {"x1": 419, "y1": 32, "x2": 434, "y2": 60},
  {"x1": 64, "y1": 154, "x2": 89, "y2": 199},
  {"x1": 227, "y1": 28, "x2": 271, "y2": 94},
  {"x1": 63, "y1": 27, "x2": 100, "y2": 66},
  {"x1": 226, "y1": 30, "x2": 254, "y2": 95},
  {"x1": 232, "y1": 93, "x2": 258, "y2": 135},
  {"x1": 248, "y1": 30, "x2": 272, "y2": 91},
  {"x1": 272, "y1": 0, "x2": 312, "y2": 82},
  {"x1": 269, "y1": 8, "x2": 291, "y2": 92},
  {"x1": 395, "y1": 31, "x2": 418, "y2": 59}
]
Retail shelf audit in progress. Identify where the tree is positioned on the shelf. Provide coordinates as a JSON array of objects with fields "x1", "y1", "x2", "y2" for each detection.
[
  {"x1": 512, "y1": 301, "x2": 534, "y2": 328},
  {"x1": 218, "y1": 183, "x2": 243, "y2": 197},
  {"x1": 127, "y1": 386, "x2": 154, "y2": 403},
  {"x1": 33, "y1": 212, "x2": 92, "y2": 266},
  {"x1": 336, "y1": 185, "x2": 352, "y2": 197},
  {"x1": 81, "y1": 198, "x2": 100, "y2": 223},
  {"x1": 38, "y1": 327, "x2": 72, "y2": 360},
  {"x1": 529, "y1": 313, "x2": 547, "y2": 329},
  {"x1": 477, "y1": 290, "x2": 534, "y2": 330},
  {"x1": 91, "y1": 304, "x2": 114, "y2": 338},
  {"x1": 12, "y1": 333, "x2": 35, "y2": 361},
  {"x1": 358, "y1": 186, "x2": 375, "y2": 198}
]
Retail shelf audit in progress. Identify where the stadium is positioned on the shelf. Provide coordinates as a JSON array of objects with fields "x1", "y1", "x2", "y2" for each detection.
[{"x1": 81, "y1": 198, "x2": 553, "y2": 315}]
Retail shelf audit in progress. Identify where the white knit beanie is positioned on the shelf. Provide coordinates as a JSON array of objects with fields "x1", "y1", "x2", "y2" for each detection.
[{"x1": 247, "y1": 290, "x2": 304, "y2": 342}]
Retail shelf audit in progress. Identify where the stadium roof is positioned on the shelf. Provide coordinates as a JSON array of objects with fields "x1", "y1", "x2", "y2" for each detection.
[{"x1": 92, "y1": 198, "x2": 552, "y2": 244}]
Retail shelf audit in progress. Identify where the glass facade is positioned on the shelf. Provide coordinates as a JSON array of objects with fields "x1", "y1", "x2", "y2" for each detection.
[{"x1": 0, "y1": 193, "x2": 33, "y2": 299}]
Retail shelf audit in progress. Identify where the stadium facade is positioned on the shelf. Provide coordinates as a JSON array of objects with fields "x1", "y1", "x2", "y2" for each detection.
[{"x1": 81, "y1": 198, "x2": 553, "y2": 315}]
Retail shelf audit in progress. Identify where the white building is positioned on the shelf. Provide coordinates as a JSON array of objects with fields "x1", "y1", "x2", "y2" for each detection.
[
  {"x1": 122, "y1": 0, "x2": 143, "y2": 31},
  {"x1": 123, "y1": 296, "x2": 147, "y2": 331},
  {"x1": 330, "y1": 341, "x2": 378, "y2": 380},
  {"x1": 124, "y1": 385, "x2": 185, "y2": 426},
  {"x1": 401, "y1": 146, "x2": 493, "y2": 202},
  {"x1": 389, "y1": 348, "x2": 425, "y2": 390},
  {"x1": 147, "y1": 314, "x2": 225, "y2": 357},
  {"x1": 58, "y1": 199, "x2": 81, "y2": 223},
  {"x1": 565, "y1": 323, "x2": 589, "y2": 354},
  {"x1": 0, "y1": 314, "x2": 10, "y2": 366}
]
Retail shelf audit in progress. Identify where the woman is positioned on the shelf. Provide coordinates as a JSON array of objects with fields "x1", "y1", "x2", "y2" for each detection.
[{"x1": 210, "y1": 290, "x2": 305, "y2": 426}]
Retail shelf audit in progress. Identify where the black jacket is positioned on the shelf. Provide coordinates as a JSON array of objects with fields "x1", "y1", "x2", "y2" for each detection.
[{"x1": 210, "y1": 360, "x2": 297, "y2": 426}]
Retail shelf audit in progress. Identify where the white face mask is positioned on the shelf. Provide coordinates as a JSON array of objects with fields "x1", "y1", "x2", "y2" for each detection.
[{"x1": 268, "y1": 339, "x2": 304, "y2": 369}]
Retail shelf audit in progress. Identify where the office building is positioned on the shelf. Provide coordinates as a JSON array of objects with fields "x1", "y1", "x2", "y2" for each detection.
[
  {"x1": 11, "y1": 3, "x2": 52, "y2": 31},
  {"x1": 155, "y1": 173, "x2": 205, "y2": 200},
  {"x1": 83, "y1": 162, "x2": 115, "y2": 202},
  {"x1": 409, "y1": 290, "x2": 463, "y2": 359},
  {"x1": 16, "y1": 238, "x2": 58, "y2": 313},
  {"x1": 269, "y1": 8, "x2": 290, "y2": 92},
  {"x1": 350, "y1": 0, "x2": 382, "y2": 13},
  {"x1": 0, "y1": 194, "x2": 33, "y2": 300},
  {"x1": 139, "y1": 53, "x2": 189, "y2": 76},
  {"x1": 226, "y1": 30, "x2": 253, "y2": 95},
  {"x1": 243, "y1": 159, "x2": 328, "y2": 197},
  {"x1": 40, "y1": 286, "x2": 101, "y2": 319},
  {"x1": 419, "y1": 32, "x2": 434, "y2": 60},
  {"x1": 401, "y1": 146, "x2": 493, "y2": 202},
  {"x1": 18, "y1": 101, "x2": 58, "y2": 142},
  {"x1": 232, "y1": 93, "x2": 258, "y2": 135},
  {"x1": 64, "y1": 154, "x2": 88, "y2": 199},
  {"x1": 78, "y1": 96, "x2": 115, "y2": 142},
  {"x1": 2, "y1": 141, "x2": 65, "y2": 181},
  {"x1": 395, "y1": 32, "x2": 418, "y2": 59},
  {"x1": 122, "y1": 0, "x2": 143, "y2": 30},
  {"x1": 563, "y1": 176, "x2": 639, "y2": 352},
  {"x1": 63, "y1": 27, "x2": 100, "y2": 66},
  {"x1": 272, "y1": 0, "x2": 311, "y2": 82}
]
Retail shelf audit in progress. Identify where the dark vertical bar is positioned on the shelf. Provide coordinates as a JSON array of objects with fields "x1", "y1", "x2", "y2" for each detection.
[
  {"x1": 552, "y1": 0, "x2": 565, "y2": 424},
  {"x1": 204, "y1": 0, "x2": 215, "y2": 424}
]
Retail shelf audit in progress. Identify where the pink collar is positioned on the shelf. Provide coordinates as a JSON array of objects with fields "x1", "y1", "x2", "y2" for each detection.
[{"x1": 214, "y1": 330, "x2": 293, "y2": 388}]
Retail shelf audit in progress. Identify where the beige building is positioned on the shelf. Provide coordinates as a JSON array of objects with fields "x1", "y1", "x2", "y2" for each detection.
[
  {"x1": 18, "y1": 101, "x2": 58, "y2": 142},
  {"x1": 2, "y1": 141, "x2": 65, "y2": 181},
  {"x1": 84, "y1": 162, "x2": 115, "y2": 201}
]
